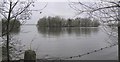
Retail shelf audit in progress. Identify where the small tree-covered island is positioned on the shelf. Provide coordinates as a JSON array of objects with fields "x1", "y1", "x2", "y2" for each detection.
[{"x1": 37, "y1": 16, "x2": 100, "y2": 27}]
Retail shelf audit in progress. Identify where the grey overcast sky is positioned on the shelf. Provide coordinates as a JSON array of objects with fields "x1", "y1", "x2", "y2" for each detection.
[
  {"x1": 25, "y1": 0, "x2": 105, "y2": 24},
  {"x1": 1, "y1": 0, "x2": 117, "y2": 24},
  {"x1": 27, "y1": 2, "x2": 77, "y2": 24},
  {"x1": 27, "y1": 2, "x2": 96, "y2": 24},
  {"x1": 0, "y1": 0, "x2": 100, "y2": 24}
]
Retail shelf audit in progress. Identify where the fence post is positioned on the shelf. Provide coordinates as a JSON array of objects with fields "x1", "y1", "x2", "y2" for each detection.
[{"x1": 24, "y1": 50, "x2": 36, "y2": 62}]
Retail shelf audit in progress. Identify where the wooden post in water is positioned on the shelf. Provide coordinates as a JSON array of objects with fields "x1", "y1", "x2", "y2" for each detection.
[{"x1": 24, "y1": 50, "x2": 36, "y2": 62}]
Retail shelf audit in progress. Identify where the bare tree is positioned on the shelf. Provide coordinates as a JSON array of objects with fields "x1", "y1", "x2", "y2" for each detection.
[
  {"x1": 0, "y1": 0, "x2": 47, "y2": 62},
  {"x1": 68, "y1": 0, "x2": 119, "y2": 42}
]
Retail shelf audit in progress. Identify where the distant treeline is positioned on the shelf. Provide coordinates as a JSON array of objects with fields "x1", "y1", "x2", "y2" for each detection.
[
  {"x1": 1, "y1": 18, "x2": 21, "y2": 35},
  {"x1": 37, "y1": 16, "x2": 100, "y2": 27}
]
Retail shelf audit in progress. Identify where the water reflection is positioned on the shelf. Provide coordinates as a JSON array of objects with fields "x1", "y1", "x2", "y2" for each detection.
[
  {"x1": 10, "y1": 27, "x2": 21, "y2": 35},
  {"x1": 37, "y1": 27, "x2": 99, "y2": 37},
  {"x1": 2, "y1": 26, "x2": 21, "y2": 36},
  {"x1": 66, "y1": 27, "x2": 99, "y2": 36},
  {"x1": 37, "y1": 27, "x2": 63, "y2": 36}
]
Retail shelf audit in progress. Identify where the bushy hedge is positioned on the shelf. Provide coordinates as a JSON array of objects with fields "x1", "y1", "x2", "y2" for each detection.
[{"x1": 37, "y1": 16, "x2": 100, "y2": 27}]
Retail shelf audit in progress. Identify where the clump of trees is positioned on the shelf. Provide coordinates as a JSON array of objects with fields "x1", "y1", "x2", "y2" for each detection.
[
  {"x1": 1, "y1": 18, "x2": 21, "y2": 35},
  {"x1": 37, "y1": 16, "x2": 64, "y2": 27},
  {"x1": 0, "y1": 0, "x2": 45, "y2": 61},
  {"x1": 1, "y1": 19, "x2": 23, "y2": 61},
  {"x1": 37, "y1": 16, "x2": 100, "y2": 27},
  {"x1": 73, "y1": 18, "x2": 100, "y2": 27}
]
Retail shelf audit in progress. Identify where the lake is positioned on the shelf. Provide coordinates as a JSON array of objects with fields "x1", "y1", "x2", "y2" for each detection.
[{"x1": 12, "y1": 25, "x2": 118, "y2": 60}]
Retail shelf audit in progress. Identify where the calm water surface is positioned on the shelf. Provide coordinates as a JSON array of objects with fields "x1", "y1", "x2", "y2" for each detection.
[{"x1": 14, "y1": 25, "x2": 118, "y2": 60}]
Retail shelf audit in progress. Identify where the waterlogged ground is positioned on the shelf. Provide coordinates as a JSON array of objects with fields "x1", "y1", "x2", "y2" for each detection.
[{"x1": 12, "y1": 25, "x2": 118, "y2": 60}]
